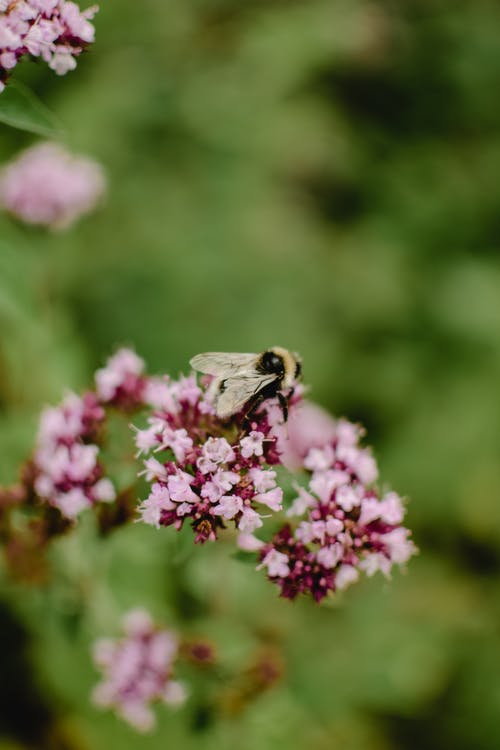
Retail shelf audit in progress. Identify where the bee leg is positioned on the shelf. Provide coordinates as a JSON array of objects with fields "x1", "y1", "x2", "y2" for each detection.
[
  {"x1": 240, "y1": 394, "x2": 265, "y2": 435},
  {"x1": 277, "y1": 392, "x2": 288, "y2": 423}
]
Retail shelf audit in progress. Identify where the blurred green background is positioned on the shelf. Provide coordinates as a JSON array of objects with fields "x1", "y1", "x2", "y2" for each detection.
[{"x1": 2, "y1": 0, "x2": 500, "y2": 748}]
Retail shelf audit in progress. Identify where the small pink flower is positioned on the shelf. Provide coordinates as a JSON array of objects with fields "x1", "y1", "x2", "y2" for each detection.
[
  {"x1": 143, "y1": 457, "x2": 168, "y2": 482},
  {"x1": 213, "y1": 495, "x2": 243, "y2": 520},
  {"x1": 163, "y1": 428, "x2": 193, "y2": 463},
  {"x1": 143, "y1": 378, "x2": 178, "y2": 413},
  {"x1": 238, "y1": 507, "x2": 263, "y2": 533},
  {"x1": 304, "y1": 445, "x2": 335, "y2": 472},
  {"x1": 240, "y1": 431, "x2": 265, "y2": 459},
  {"x1": 202, "y1": 437, "x2": 235, "y2": 465},
  {"x1": 237, "y1": 533, "x2": 265, "y2": 551},
  {"x1": 382, "y1": 527, "x2": 416, "y2": 564},
  {"x1": 316, "y1": 544, "x2": 342, "y2": 569},
  {"x1": 287, "y1": 485, "x2": 315, "y2": 517},
  {"x1": 138, "y1": 484, "x2": 175, "y2": 528},
  {"x1": 279, "y1": 401, "x2": 338, "y2": 471},
  {"x1": 335, "y1": 564, "x2": 359, "y2": 590},
  {"x1": 254, "y1": 487, "x2": 283, "y2": 512},
  {"x1": 259, "y1": 549, "x2": 290, "y2": 578},
  {"x1": 55, "y1": 486, "x2": 89, "y2": 518},
  {"x1": 309, "y1": 470, "x2": 349, "y2": 503},
  {"x1": 167, "y1": 471, "x2": 198, "y2": 504},
  {"x1": 335, "y1": 484, "x2": 361, "y2": 512},
  {"x1": 248, "y1": 467, "x2": 276, "y2": 493}
]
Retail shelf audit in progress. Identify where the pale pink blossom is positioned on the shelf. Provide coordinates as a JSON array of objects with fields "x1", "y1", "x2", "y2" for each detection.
[
  {"x1": 240, "y1": 431, "x2": 265, "y2": 459},
  {"x1": 0, "y1": 143, "x2": 105, "y2": 229},
  {"x1": 304, "y1": 444, "x2": 335, "y2": 472},
  {"x1": 254, "y1": 487, "x2": 283, "y2": 512},
  {"x1": 259, "y1": 549, "x2": 290, "y2": 578},
  {"x1": 248, "y1": 467, "x2": 276, "y2": 493},
  {"x1": 137, "y1": 484, "x2": 175, "y2": 529},
  {"x1": 335, "y1": 564, "x2": 359, "y2": 590},
  {"x1": 238, "y1": 507, "x2": 263, "y2": 533},
  {"x1": 237, "y1": 533, "x2": 265, "y2": 551},
  {"x1": 167, "y1": 471, "x2": 198, "y2": 504},
  {"x1": 279, "y1": 400, "x2": 337, "y2": 471},
  {"x1": 213, "y1": 494, "x2": 243, "y2": 520},
  {"x1": 95, "y1": 348, "x2": 145, "y2": 407}
]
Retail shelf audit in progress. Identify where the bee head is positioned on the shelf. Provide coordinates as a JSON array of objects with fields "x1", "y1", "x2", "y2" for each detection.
[
  {"x1": 266, "y1": 347, "x2": 301, "y2": 389},
  {"x1": 260, "y1": 350, "x2": 285, "y2": 375}
]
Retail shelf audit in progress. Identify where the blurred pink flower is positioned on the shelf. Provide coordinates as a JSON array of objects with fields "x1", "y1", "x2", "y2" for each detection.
[
  {"x1": 95, "y1": 348, "x2": 146, "y2": 408},
  {"x1": 92, "y1": 609, "x2": 186, "y2": 732},
  {"x1": 0, "y1": 142, "x2": 106, "y2": 229},
  {"x1": 33, "y1": 390, "x2": 115, "y2": 518},
  {"x1": 0, "y1": 0, "x2": 98, "y2": 91},
  {"x1": 278, "y1": 400, "x2": 338, "y2": 471}
]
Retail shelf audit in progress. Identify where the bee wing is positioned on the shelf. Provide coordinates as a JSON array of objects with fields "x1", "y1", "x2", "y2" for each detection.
[
  {"x1": 215, "y1": 373, "x2": 278, "y2": 419},
  {"x1": 190, "y1": 352, "x2": 259, "y2": 377}
]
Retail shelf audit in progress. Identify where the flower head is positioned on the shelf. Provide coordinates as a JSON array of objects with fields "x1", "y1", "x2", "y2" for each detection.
[
  {"x1": 91, "y1": 609, "x2": 186, "y2": 732},
  {"x1": 136, "y1": 373, "x2": 298, "y2": 544},
  {"x1": 33, "y1": 391, "x2": 115, "y2": 518},
  {"x1": 255, "y1": 419, "x2": 417, "y2": 602},
  {"x1": 0, "y1": 1, "x2": 98, "y2": 92},
  {"x1": 0, "y1": 142, "x2": 105, "y2": 229},
  {"x1": 95, "y1": 348, "x2": 146, "y2": 409}
]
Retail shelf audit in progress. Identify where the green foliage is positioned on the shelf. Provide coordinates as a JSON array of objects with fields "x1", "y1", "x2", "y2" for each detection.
[
  {"x1": 0, "y1": 81, "x2": 63, "y2": 137},
  {"x1": 1, "y1": 1, "x2": 500, "y2": 749}
]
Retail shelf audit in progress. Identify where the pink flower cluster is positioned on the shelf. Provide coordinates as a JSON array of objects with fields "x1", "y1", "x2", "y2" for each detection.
[
  {"x1": 95, "y1": 347, "x2": 148, "y2": 410},
  {"x1": 26, "y1": 347, "x2": 416, "y2": 603},
  {"x1": 0, "y1": 142, "x2": 106, "y2": 229},
  {"x1": 33, "y1": 390, "x2": 115, "y2": 518},
  {"x1": 92, "y1": 609, "x2": 186, "y2": 732},
  {"x1": 0, "y1": 0, "x2": 98, "y2": 92},
  {"x1": 136, "y1": 377, "x2": 289, "y2": 543},
  {"x1": 252, "y1": 416, "x2": 416, "y2": 602}
]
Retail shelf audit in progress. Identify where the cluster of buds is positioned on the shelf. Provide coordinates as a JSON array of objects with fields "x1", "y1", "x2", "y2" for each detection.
[
  {"x1": 0, "y1": 142, "x2": 106, "y2": 229},
  {"x1": 33, "y1": 390, "x2": 115, "y2": 518},
  {"x1": 135, "y1": 376, "x2": 288, "y2": 543},
  {"x1": 92, "y1": 609, "x2": 186, "y2": 732},
  {"x1": 0, "y1": 0, "x2": 98, "y2": 92},
  {"x1": 251, "y1": 416, "x2": 416, "y2": 602}
]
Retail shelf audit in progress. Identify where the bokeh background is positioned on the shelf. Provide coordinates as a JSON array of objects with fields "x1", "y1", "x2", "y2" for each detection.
[{"x1": 1, "y1": 1, "x2": 500, "y2": 748}]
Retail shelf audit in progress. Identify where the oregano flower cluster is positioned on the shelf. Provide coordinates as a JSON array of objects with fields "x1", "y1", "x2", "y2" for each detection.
[
  {"x1": 4, "y1": 348, "x2": 416, "y2": 602},
  {"x1": 0, "y1": 0, "x2": 98, "y2": 92}
]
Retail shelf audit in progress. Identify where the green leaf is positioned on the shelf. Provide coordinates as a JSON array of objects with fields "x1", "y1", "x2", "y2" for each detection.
[
  {"x1": 231, "y1": 550, "x2": 258, "y2": 564},
  {"x1": 0, "y1": 80, "x2": 63, "y2": 137}
]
